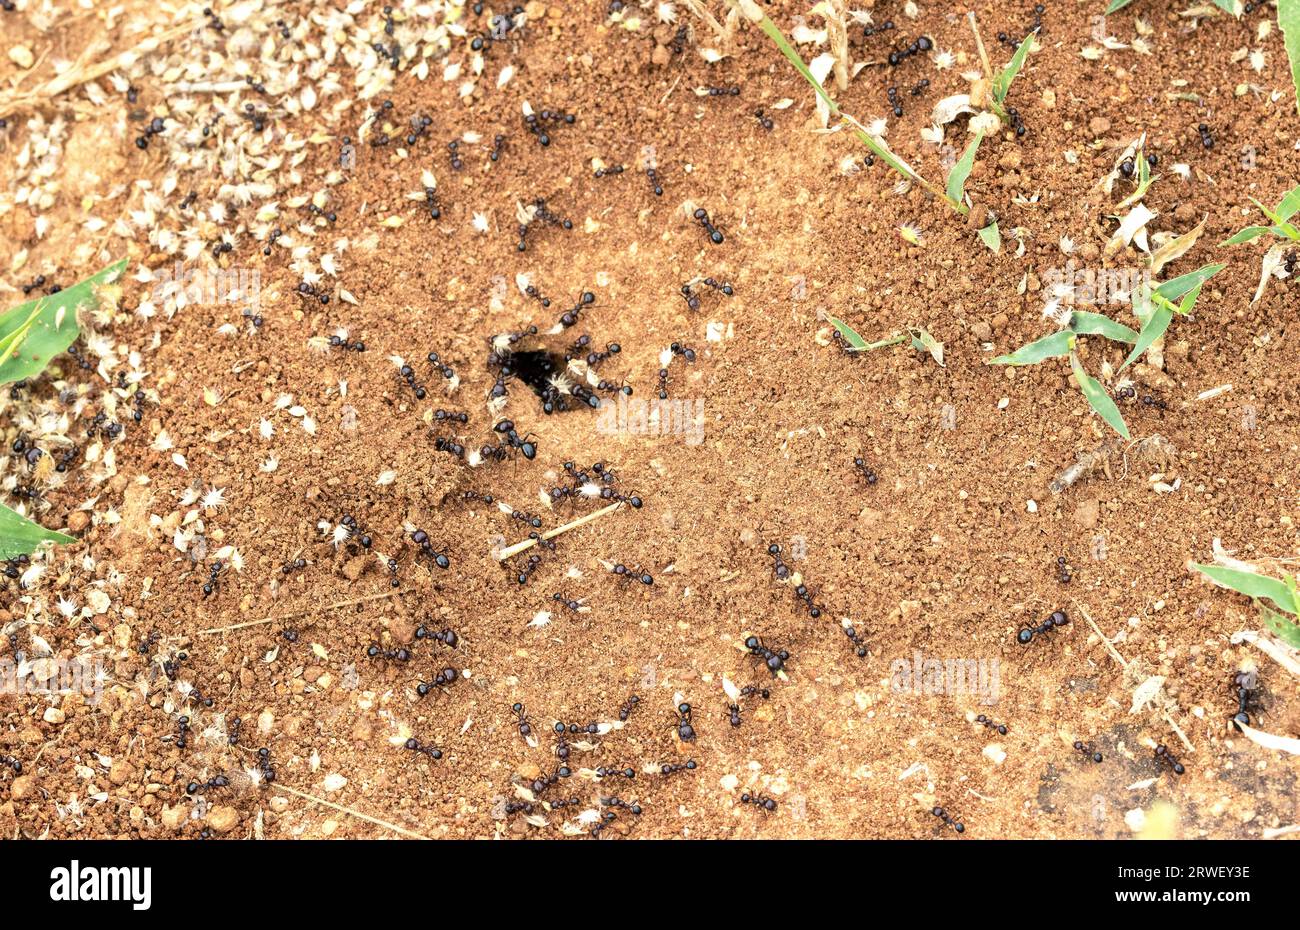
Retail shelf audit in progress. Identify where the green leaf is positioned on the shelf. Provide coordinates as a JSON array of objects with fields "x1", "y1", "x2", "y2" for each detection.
[
  {"x1": 1154, "y1": 262, "x2": 1223, "y2": 302},
  {"x1": 1222, "y1": 225, "x2": 1274, "y2": 246},
  {"x1": 0, "y1": 259, "x2": 126, "y2": 385},
  {"x1": 1191, "y1": 562, "x2": 1299, "y2": 616},
  {"x1": 1120, "y1": 298, "x2": 1172, "y2": 371},
  {"x1": 1259, "y1": 602, "x2": 1300, "y2": 649},
  {"x1": 1213, "y1": 0, "x2": 1244, "y2": 16},
  {"x1": 988, "y1": 330, "x2": 1073, "y2": 366},
  {"x1": 946, "y1": 133, "x2": 982, "y2": 205},
  {"x1": 1273, "y1": 180, "x2": 1300, "y2": 224},
  {"x1": 827, "y1": 316, "x2": 907, "y2": 351},
  {"x1": 827, "y1": 315, "x2": 868, "y2": 349},
  {"x1": 1071, "y1": 351, "x2": 1129, "y2": 439},
  {"x1": 976, "y1": 221, "x2": 1001, "y2": 253},
  {"x1": 1280, "y1": 0, "x2": 1300, "y2": 116},
  {"x1": 908, "y1": 326, "x2": 945, "y2": 367},
  {"x1": 0, "y1": 501, "x2": 74, "y2": 561},
  {"x1": 992, "y1": 29, "x2": 1038, "y2": 104},
  {"x1": 1068, "y1": 311, "x2": 1138, "y2": 344},
  {"x1": 756, "y1": 15, "x2": 839, "y2": 118},
  {"x1": 1106, "y1": 0, "x2": 1135, "y2": 11}
]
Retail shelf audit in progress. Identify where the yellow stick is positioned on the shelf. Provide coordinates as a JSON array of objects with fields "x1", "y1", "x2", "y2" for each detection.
[{"x1": 497, "y1": 502, "x2": 624, "y2": 560}]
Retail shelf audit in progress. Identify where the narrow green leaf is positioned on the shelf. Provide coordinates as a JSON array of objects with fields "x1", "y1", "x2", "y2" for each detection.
[
  {"x1": 908, "y1": 326, "x2": 945, "y2": 367},
  {"x1": 992, "y1": 29, "x2": 1038, "y2": 104},
  {"x1": 0, "y1": 501, "x2": 74, "y2": 561},
  {"x1": 946, "y1": 134, "x2": 982, "y2": 205},
  {"x1": 1192, "y1": 562, "x2": 1300, "y2": 615},
  {"x1": 1106, "y1": 0, "x2": 1135, "y2": 11},
  {"x1": 0, "y1": 259, "x2": 126, "y2": 385},
  {"x1": 1280, "y1": 0, "x2": 1300, "y2": 116},
  {"x1": 988, "y1": 330, "x2": 1073, "y2": 366},
  {"x1": 1213, "y1": 0, "x2": 1244, "y2": 16},
  {"x1": 756, "y1": 16, "x2": 838, "y2": 117},
  {"x1": 1273, "y1": 180, "x2": 1300, "y2": 224},
  {"x1": 1120, "y1": 299, "x2": 1172, "y2": 371},
  {"x1": 1176, "y1": 283, "x2": 1202, "y2": 316},
  {"x1": 1154, "y1": 262, "x2": 1223, "y2": 302},
  {"x1": 1068, "y1": 311, "x2": 1138, "y2": 344},
  {"x1": 1222, "y1": 225, "x2": 1274, "y2": 246},
  {"x1": 1071, "y1": 352, "x2": 1130, "y2": 439},
  {"x1": 1259, "y1": 602, "x2": 1300, "y2": 649},
  {"x1": 976, "y1": 221, "x2": 1001, "y2": 253},
  {"x1": 827, "y1": 315, "x2": 868, "y2": 349}
]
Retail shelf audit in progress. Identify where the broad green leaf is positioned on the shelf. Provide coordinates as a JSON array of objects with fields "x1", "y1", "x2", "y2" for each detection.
[
  {"x1": 0, "y1": 259, "x2": 126, "y2": 385},
  {"x1": 1213, "y1": 0, "x2": 1244, "y2": 16},
  {"x1": 1281, "y1": 0, "x2": 1300, "y2": 116},
  {"x1": 1222, "y1": 225, "x2": 1274, "y2": 246},
  {"x1": 908, "y1": 326, "x2": 944, "y2": 367},
  {"x1": 1069, "y1": 311, "x2": 1138, "y2": 344},
  {"x1": 992, "y1": 29, "x2": 1038, "y2": 104},
  {"x1": 1071, "y1": 351, "x2": 1130, "y2": 439},
  {"x1": 0, "y1": 501, "x2": 74, "y2": 560},
  {"x1": 988, "y1": 330, "x2": 1073, "y2": 366},
  {"x1": 1192, "y1": 562, "x2": 1299, "y2": 615},
  {"x1": 1106, "y1": 0, "x2": 1135, "y2": 11},
  {"x1": 827, "y1": 315, "x2": 868, "y2": 349},
  {"x1": 976, "y1": 221, "x2": 1001, "y2": 253},
  {"x1": 1120, "y1": 299, "x2": 1172, "y2": 370},
  {"x1": 1154, "y1": 262, "x2": 1223, "y2": 302},
  {"x1": 946, "y1": 134, "x2": 982, "y2": 205}
]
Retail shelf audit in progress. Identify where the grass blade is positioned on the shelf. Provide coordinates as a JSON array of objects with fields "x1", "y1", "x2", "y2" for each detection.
[
  {"x1": 0, "y1": 259, "x2": 126, "y2": 385},
  {"x1": 1106, "y1": 0, "x2": 1135, "y2": 11},
  {"x1": 1273, "y1": 180, "x2": 1300, "y2": 224},
  {"x1": 1192, "y1": 562, "x2": 1299, "y2": 615},
  {"x1": 1071, "y1": 351, "x2": 1130, "y2": 439},
  {"x1": 1222, "y1": 225, "x2": 1274, "y2": 246},
  {"x1": 828, "y1": 315, "x2": 907, "y2": 351},
  {"x1": 756, "y1": 15, "x2": 838, "y2": 117},
  {"x1": 992, "y1": 29, "x2": 1037, "y2": 104},
  {"x1": 1153, "y1": 262, "x2": 1223, "y2": 302},
  {"x1": 908, "y1": 326, "x2": 945, "y2": 367},
  {"x1": 976, "y1": 220, "x2": 1001, "y2": 253},
  {"x1": 1259, "y1": 602, "x2": 1300, "y2": 649},
  {"x1": 0, "y1": 501, "x2": 74, "y2": 560},
  {"x1": 988, "y1": 330, "x2": 1073, "y2": 366},
  {"x1": 1281, "y1": 0, "x2": 1300, "y2": 116},
  {"x1": 946, "y1": 133, "x2": 982, "y2": 205},
  {"x1": 1068, "y1": 311, "x2": 1138, "y2": 343},
  {"x1": 1120, "y1": 298, "x2": 1172, "y2": 370}
]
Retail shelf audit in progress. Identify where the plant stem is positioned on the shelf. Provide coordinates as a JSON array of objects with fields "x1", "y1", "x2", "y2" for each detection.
[{"x1": 497, "y1": 501, "x2": 624, "y2": 560}]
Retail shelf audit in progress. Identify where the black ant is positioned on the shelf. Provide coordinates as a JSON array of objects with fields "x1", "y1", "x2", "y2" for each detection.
[
  {"x1": 404, "y1": 737, "x2": 443, "y2": 761},
  {"x1": 745, "y1": 635, "x2": 790, "y2": 674},
  {"x1": 1155, "y1": 744, "x2": 1185, "y2": 775},
  {"x1": 1017, "y1": 610, "x2": 1068, "y2": 644},
  {"x1": 202, "y1": 560, "x2": 225, "y2": 597},
  {"x1": 512, "y1": 702, "x2": 532, "y2": 740},
  {"x1": 975, "y1": 714, "x2": 1008, "y2": 736},
  {"x1": 673, "y1": 702, "x2": 696, "y2": 742},
  {"x1": 931, "y1": 805, "x2": 964, "y2": 834},
  {"x1": 415, "y1": 626, "x2": 459, "y2": 648},
  {"x1": 853, "y1": 457, "x2": 878, "y2": 485},
  {"x1": 1231, "y1": 669, "x2": 1263, "y2": 725},
  {"x1": 186, "y1": 774, "x2": 231, "y2": 794},
  {"x1": 660, "y1": 759, "x2": 697, "y2": 776},
  {"x1": 611, "y1": 563, "x2": 653, "y2": 585},
  {"x1": 366, "y1": 644, "x2": 411, "y2": 662},
  {"x1": 1073, "y1": 739, "x2": 1103, "y2": 763},
  {"x1": 617, "y1": 694, "x2": 641, "y2": 722},
  {"x1": 416, "y1": 667, "x2": 459, "y2": 695},
  {"x1": 740, "y1": 792, "x2": 777, "y2": 811}
]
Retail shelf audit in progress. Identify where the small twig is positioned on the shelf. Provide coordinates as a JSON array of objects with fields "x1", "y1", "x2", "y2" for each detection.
[
  {"x1": 967, "y1": 11, "x2": 994, "y2": 82},
  {"x1": 497, "y1": 502, "x2": 624, "y2": 560},
  {"x1": 272, "y1": 784, "x2": 430, "y2": 840},
  {"x1": 197, "y1": 590, "x2": 399, "y2": 635},
  {"x1": 1077, "y1": 602, "x2": 1194, "y2": 752}
]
